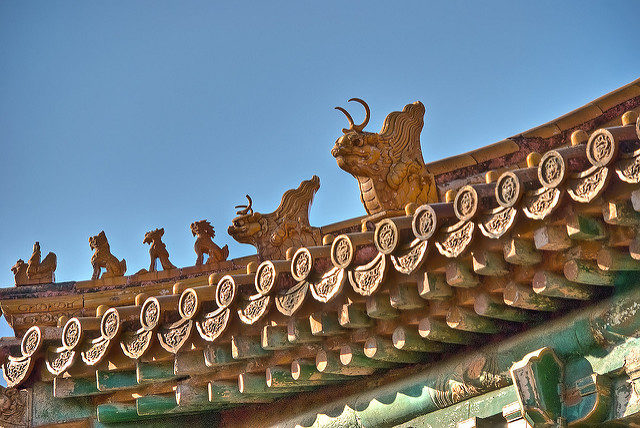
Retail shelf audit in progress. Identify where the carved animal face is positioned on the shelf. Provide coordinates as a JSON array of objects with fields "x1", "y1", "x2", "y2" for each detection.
[
  {"x1": 191, "y1": 220, "x2": 215, "y2": 239},
  {"x1": 143, "y1": 228, "x2": 164, "y2": 245},
  {"x1": 228, "y1": 212, "x2": 264, "y2": 244},
  {"x1": 11, "y1": 259, "x2": 27, "y2": 276},
  {"x1": 332, "y1": 130, "x2": 383, "y2": 177},
  {"x1": 89, "y1": 231, "x2": 108, "y2": 251}
]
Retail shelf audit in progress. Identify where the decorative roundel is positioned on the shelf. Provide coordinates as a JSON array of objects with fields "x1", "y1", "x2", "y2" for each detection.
[
  {"x1": 374, "y1": 219, "x2": 398, "y2": 255},
  {"x1": 538, "y1": 151, "x2": 565, "y2": 188},
  {"x1": 495, "y1": 172, "x2": 521, "y2": 208},
  {"x1": 587, "y1": 130, "x2": 617, "y2": 167},
  {"x1": 453, "y1": 186, "x2": 478, "y2": 221},
  {"x1": 62, "y1": 318, "x2": 82, "y2": 349},
  {"x1": 291, "y1": 247, "x2": 312, "y2": 282},
  {"x1": 412, "y1": 204, "x2": 437, "y2": 241},
  {"x1": 100, "y1": 308, "x2": 120, "y2": 340},
  {"x1": 178, "y1": 289, "x2": 198, "y2": 319},
  {"x1": 216, "y1": 275, "x2": 236, "y2": 308},
  {"x1": 331, "y1": 235, "x2": 354, "y2": 268},
  {"x1": 21, "y1": 326, "x2": 42, "y2": 357},
  {"x1": 255, "y1": 261, "x2": 276, "y2": 295},
  {"x1": 140, "y1": 297, "x2": 160, "y2": 330}
]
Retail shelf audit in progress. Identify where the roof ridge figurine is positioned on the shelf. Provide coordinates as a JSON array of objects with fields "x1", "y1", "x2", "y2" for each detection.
[
  {"x1": 332, "y1": 98, "x2": 438, "y2": 215},
  {"x1": 89, "y1": 231, "x2": 126, "y2": 279},
  {"x1": 190, "y1": 220, "x2": 229, "y2": 266},
  {"x1": 139, "y1": 227, "x2": 176, "y2": 273},
  {"x1": 228, "y1": 175, "x2": 322, "y2": 260},
  {"x1": 10, "y1": 241, "x2": 57, "y2": 286}
]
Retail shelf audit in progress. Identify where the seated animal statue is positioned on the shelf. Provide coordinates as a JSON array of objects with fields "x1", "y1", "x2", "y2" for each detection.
[
  {"x1": 142, "y1": 228, "x2": 176, "y2": 272},
  {"x1": 228, "y1": 176, "x2": 322, "y2": 261},
  {"x1": 190, "y1": 220, "x2": 229, "y2": 266},
  {"x1": 10, "y1": 242, "x2": 57, "y2": 286},
  {"x1": 10, "y1": 260, "x2": 28, "y2": 286},
  {"x1": 332, "y1": 98, "x2": 438, "y2": 215},
  {"x1": 89, "y1": 231, "x2": 127, "y2": 280}
]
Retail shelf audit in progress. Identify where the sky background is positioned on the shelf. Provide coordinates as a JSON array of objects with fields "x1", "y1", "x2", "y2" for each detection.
[{"x1": 0, "y1": 1, "x2": 639, "y2": 350}]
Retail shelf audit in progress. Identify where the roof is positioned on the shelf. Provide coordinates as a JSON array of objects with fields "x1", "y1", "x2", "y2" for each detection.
[{"x1": 1, "y1": 80, "x2": 640, "y2": 427}]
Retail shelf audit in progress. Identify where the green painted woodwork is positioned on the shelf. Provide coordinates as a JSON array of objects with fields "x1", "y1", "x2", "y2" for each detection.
[
  {"x1": 136, "y1": 361, "x2": 177, "y2": 383},
  {"x1": 510, "y1": 347, "x2": 563, "y2": 425},
  {"x1": 281, "y1": 287, "x2": 640, "y2": 427},
  {"x1": 231, "y1": 335, "x2": 271, "y2": 359},
  {"x1": 32, "y1": 381, "x2": 93, "y2": 426},
  {"x1": 208, "y1": 381, "x2": 274, "y2": 403},
  {"x1": 261, "y1": 324, "x2": 293, "y2": 350},
  {"x1": 339, "y1": 303, "x2": 373, "y2": 328},
  {"x1": 53, "y1": 376, "x2": 102, "y2": 398},
  {"x1": 136, "y1": 394, "x2": 178, "y2": 416},
  {"x1": 203, "y1": 344, "x2": 234, "y2": 367},
  {"x1": 97, "y1": 403, "x2": 140, "y2": 424},
  {"x1": 96, "y1": 369, "x2": 139, "y2": 392}
]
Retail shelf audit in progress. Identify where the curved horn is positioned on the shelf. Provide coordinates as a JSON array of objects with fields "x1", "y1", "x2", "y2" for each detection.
[
  {"x1": 334, "y1": 106, "x2": 355, "y2": 133},
  {"x1": 348, "y1": 98, "x2": 370, "y2": 131},
  {"x1": 234, "y1": 194, "x2": 253, "y2": 216}
]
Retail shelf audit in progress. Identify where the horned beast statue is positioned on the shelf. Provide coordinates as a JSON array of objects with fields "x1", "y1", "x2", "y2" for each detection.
[
  {"x1": 332, "y1": 98, "x2": 438, "y2": 215},
  {"x1": 228, "y1": 176, "x2": 322, "y2": 260}
]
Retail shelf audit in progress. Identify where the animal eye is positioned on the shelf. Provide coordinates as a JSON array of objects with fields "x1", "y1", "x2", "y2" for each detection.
[{"x1": 349, "y1": 134, "x2": 363, "y2": 146}]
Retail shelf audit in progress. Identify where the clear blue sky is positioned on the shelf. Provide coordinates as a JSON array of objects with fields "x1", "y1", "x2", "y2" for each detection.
[{"x1": 0, "y1": 2, "x2": 638, "y2": 321}]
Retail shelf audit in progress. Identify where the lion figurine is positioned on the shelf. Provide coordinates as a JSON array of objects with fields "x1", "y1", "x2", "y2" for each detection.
[
  {"x1": 190, "y1": 220, "x2": 229, "y2": 266},
  {"x1": 143, "y1": 228, "x2": 176, "y2": 272},
  {"x1": 89, "y1": 231, "x2": 127, "y2": 280}
]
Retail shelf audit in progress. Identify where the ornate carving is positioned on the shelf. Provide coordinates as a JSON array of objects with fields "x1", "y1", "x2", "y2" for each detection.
[
  {"x1": 616, "y1": 150, "x2": 640, "y2": 183},
  {"x1": 81, "y1": 337, "x2": 110, "y2": 365},
  {"x1": 11, "y1": 242, "x2": 56, "y2": 286},
  {"x1": 228, "y1": 176, "x2": 322, "y2": 260},
  {"x1": 412, "y1": 205, "x2": 437, "y2": 240},
  {"x1": 374, "y1": 221, "x2": 396, "y2": 254},
  {"x1": 2, "y1": 358, "x2": 30, "y2": 388},
  {"x1": 587, "y1": 131, "x2": 616, "y2": 167},
  {"x1": 331, "y1": 235, "x2": 353, "y2": 268},
  {"x1": 436, "y1": 221, "x2": 475, "y2": 258},
  {"x1": 538, "y1": 152, "x2": 565, "y2": 188},
  {"x1": 179, "y1": 290, "x2": 198, "y2": 319},
  {"x1": 141, "y1": 299, "x2": 160, "y2": 330},
  {"x1": 454, "y1": 187, "x2": 477, "y2": 221},
  {"x1": 195, "y1": 307, "x2": 230, "y2": 342},
  {"x1": 523, "y1": 188, "x2": 561, "y2": 220},
  {"x1": 291, "y1": 248, "x2": 312, "y2": 281},
  {"x1": 190, "y1": 220, "x2": 229, "y2": 266},
  {"x1": 62, "y1": 318, "x2": 81, "y2": 349},
  {"x1": 89, "y1": 231, "x2": 126, "y2": 279},
  {"x1": 101, "y1": 309, "x2": 120, "y2": 339},
  {"x1": 332, "y1": 99, "x2": 437, "y2": 214},
  {"x1": 567, "y1": 167, "x2": 609, "y2": 203},
  {"x1": 255, "y1": 262, "x2": 275, "y2": 295},
  {"x1": 479, "y1": 207, "x2": 517, "y2": 239},
  {"x1": 20, "y1": 327, "x2": 41, "y2": 358},
  {"x1": 237, "y1": 295, "x2": 270, "y2": 325},
  {"x1": 390, "y1": 239, "x2": 428, "y2": 274},
  {"x1": 45, "y1": 348, "x2": 75, "y2": 376},
  {"x1": 216, "y1": 276, "x2": 236, "y2": 308},
  {"x1": 0, "y1": 387, "x2": 31, "y2": 428},
  {"x1": 275, "y1": 281, "x2": 308, "y2": 316},
  {"x1": 140, "y1": 228, "x2": 176, "y2": 273},
  {"x1": 348, "y1": 253, "x2": 387, "y2": 296},
  {"x1": 158, "y1": 319, "x2": 192, "y2": 353},
  {"x1": 495, "y1": 173, "x2": 521, "y2": 208},
  {"x1": 120, "y1": 329, "x2": 153, "y2": 359},
  {"x1": 310, "y1": 267, "x2": 345, "y2": 303}
]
